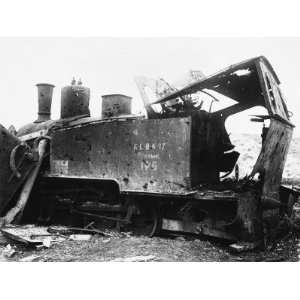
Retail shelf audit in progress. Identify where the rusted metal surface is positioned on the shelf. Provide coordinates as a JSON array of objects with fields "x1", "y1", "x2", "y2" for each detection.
[
  {"x1": 235, "y1": 191, "x2": 261, "y2": 241},
  {"x1": 49, "y1": 117, "x2": 191, "y2": 194},
  {"x1": 0, "y1": 125, "x2": 36, "y2": 215},
  {"x1": 251, "y1": 119, "x2": 293, "y2": 216},
  {"x1": 101, "y1": 94, "x2": 132, "y2": 119},
  {"x1": 60, "y1": 84, "x2": 90, "y2": 119},
  {"x1": 35, "y1": 83, "x2": 54, "y2": 123}
]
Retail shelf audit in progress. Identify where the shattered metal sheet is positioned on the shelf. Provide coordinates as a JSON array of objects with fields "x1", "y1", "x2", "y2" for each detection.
[
  {"x1": 0, "y1": 225, "x2": 65, "y2": 245},
  {"x1": 0, "y1": 125, "x2": 36, "y2": 215},
  {"x1": 152, "y1": 56, "x2": 275, "y2": 106}
]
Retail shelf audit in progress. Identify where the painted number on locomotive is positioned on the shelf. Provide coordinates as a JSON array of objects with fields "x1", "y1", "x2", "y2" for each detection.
[
  {"x1": 133, "y1": 142, "x2": 166, "y2": 172},
  {"x1": 133, "y1": 142, "x2": 166, "y2": 151}
]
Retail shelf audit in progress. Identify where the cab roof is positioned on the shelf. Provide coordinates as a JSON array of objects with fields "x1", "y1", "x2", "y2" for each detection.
[{"x1": 153, "y1": 56, "x2": 279, "y2": 107}]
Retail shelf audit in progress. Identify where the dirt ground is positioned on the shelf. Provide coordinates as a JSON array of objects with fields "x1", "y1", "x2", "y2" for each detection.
[{"x1": 0, "y1": 231, "x2": 298, "y2": 262}]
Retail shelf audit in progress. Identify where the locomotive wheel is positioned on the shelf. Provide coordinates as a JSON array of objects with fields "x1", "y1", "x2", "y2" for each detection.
[{"x1": 125, "y1": 204, "x2": 161, "y2": 237}]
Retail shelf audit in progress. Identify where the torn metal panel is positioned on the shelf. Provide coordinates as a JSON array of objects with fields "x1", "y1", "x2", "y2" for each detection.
[
  {"x1": 152, "y1": 56, "x2": 271, "y2": 106},
  {"x1": 251, "y1": 119, "x2": 293, "y2": 205},
  {"x1": 2, "y1": 138, "x2": 49, "y2": 225},
  {"x1": 149, "y1": 56, "x2": 293, "y2": 127},
  {"x1": 0, "y1": 226, "x2": 65, "y2": 245},
  {"x1": 0, "y1": 125, "x2": 36, "y2": 215}
]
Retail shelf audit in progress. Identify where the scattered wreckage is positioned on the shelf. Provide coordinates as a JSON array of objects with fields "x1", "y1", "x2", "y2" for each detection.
[
  {"x1": 0, "y1": 56, "x2": 299, "y2": 250},
  {"x1": 0, "y1": 224, "x2": 110, "y2": 248}
]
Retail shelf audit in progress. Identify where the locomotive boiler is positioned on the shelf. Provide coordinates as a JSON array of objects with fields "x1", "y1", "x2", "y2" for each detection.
[{"x1": 0, "y1": 56, "x2": 298, "y2": 245}]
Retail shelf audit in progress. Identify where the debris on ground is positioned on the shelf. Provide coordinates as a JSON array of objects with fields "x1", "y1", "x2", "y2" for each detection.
[
  {"x1": 110, "y1": 255, "x2": 156, "y2": 262},
  {"x1": 0, "y1": 232, "x2": 10, "y2": 245},
  {"x1": 42, "y1": 238, "x2": 53, "y2": 248},
  {"x1": 48, "y1": 226, "x2": 107, "y2": 236},
  {"x1": 0, "y1": 225, "x2": 112, "y2": 249},
  {"x1": 19, "y1": 254, "x2": 41, "y2": 262},
  {"x1": 69, "y1": 234, "x2": 92, "y2": 241},
  {"x1": 2, "y1": 244, "x2": 16, "y2": 258},
  {"x1": 0, "y1": 225, "x2": 66, "y2": 247},
  {"x1": 0, "y1": 233, "x2": 298, "y2": 262},
  {"x1": 0, "y1": 222, "x2": 299, "y2": 262},
  {"x1": 229, "y1": 242, "x2": 260, "y2": 253},
  {"x1": 102, "y1": 238, "x2": 111, "y2": 244}
]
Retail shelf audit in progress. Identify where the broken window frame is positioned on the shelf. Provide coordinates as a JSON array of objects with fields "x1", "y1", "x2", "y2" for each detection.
[
  {"x1": 256, "y1": 60, "x2": 290, "y2": 122},
  {"x1": 149, "y1": 56, "x2": 293, "y2": 127}
]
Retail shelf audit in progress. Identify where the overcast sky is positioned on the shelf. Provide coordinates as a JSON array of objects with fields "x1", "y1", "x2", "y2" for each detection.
[{"x1": 0, "y1": 37, "x2": 299, "y2": 136}]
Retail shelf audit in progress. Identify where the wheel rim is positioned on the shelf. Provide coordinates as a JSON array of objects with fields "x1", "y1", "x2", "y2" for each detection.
[{"x1": 127, "y1": 205, "x2": 161, "y2": 237}]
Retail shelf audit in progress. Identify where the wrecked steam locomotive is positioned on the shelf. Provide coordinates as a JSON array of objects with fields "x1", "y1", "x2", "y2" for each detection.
[{"x1": 0, "y1": 56, "x2": 298, "y2": 244}]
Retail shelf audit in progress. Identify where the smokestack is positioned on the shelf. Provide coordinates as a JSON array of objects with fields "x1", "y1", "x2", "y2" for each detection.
[{"x1": 35, "y1": 83, "x2": 55, "y2": 123}]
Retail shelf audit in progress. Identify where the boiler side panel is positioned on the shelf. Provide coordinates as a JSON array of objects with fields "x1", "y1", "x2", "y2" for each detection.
[{"x1": 49, "y1": 117, "x2": 192, "y2": 194}]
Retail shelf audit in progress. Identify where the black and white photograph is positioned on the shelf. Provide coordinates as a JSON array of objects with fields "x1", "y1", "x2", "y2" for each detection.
[
  {"x1": 0, "y1": 1, "x2": 299, "y2": 299},
  {"x1": 1, "y1": 37, "x2": 300, "y2": 263}
]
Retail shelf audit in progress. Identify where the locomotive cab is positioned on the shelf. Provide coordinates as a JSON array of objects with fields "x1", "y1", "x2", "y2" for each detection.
[
  {"x1": 135, "y1": 56, "x2": 295, "y2": 241},
  {"x1": 142, "y1": 56, "x2": 292, "y2": 185}
]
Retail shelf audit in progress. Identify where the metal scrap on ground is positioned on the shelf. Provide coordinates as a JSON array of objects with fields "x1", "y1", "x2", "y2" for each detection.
[
  {"x1": 0, "y1": 225, "x2": 104, "y2": 248},
  {"x1": 0, "y1": 225, "x2": 66, "y2": 246}
]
